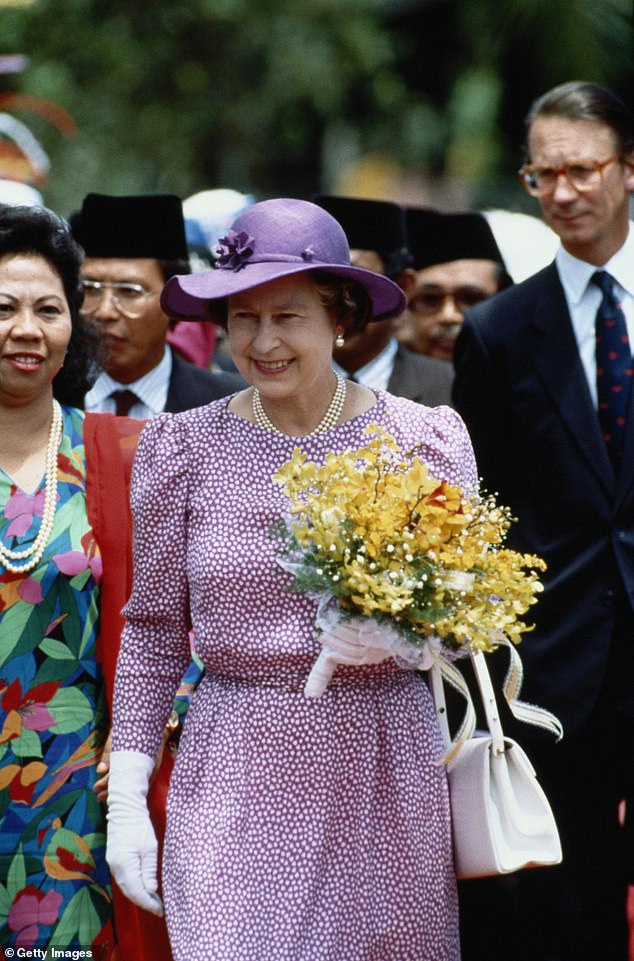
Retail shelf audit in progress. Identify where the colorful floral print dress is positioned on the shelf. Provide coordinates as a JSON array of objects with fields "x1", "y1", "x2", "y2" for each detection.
[{"x1": 0, "y1": 406, "x2": 115, "y2": 956}]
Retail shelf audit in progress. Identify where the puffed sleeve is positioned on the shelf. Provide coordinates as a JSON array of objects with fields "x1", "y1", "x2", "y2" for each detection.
[
  {"x1": 417, "y1": 404, "x2": 479, "y2": 495},
  {"x1": 387, "y1": 397, "x2": 479, "y2": 495},
  {"x1": 112, "y1": 413, "x2": 193, "y2": 757}
]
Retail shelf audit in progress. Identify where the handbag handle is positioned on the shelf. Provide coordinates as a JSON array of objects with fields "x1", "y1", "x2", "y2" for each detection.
[
  {"x1": 470, "y1": 650, "x2": 505, "y2": 756},
  {"x1": 431, "y1": 651, "x2": 506, "y2": 758}
]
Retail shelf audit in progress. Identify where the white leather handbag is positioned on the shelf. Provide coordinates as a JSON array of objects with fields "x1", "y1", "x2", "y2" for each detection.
[{"x1": 431, "y1": 650, "x2": 563, "y2": 879}]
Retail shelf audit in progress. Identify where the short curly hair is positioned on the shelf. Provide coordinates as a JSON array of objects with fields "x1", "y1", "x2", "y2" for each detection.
[
  {"x1": 311, "y1": 271, "x2": 373, "y2": 334},
  {"x1": 0, "y1": 203, "x2": 103, "y2": 406}
]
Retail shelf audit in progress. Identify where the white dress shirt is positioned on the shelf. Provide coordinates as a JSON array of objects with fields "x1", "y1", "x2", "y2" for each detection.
[
  {"x1": 332, "y1": 336, "x2": 398, "y2": 391},
  {"x1": 84, "y1": 346, "x2": 173, "y2": 419},
  {"x1": 556, "y1": 222, "x2": 634, "y2": 408}
]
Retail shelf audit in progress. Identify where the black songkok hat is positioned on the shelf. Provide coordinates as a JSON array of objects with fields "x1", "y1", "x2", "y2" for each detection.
[
  {"x1": 71, "y1": 193, "x2": 188, "y2": 260},
  {"x1": 405, "y1": 208, "x2": 506, "y2": 271},
  {"x1": 313, "y1": 195, "x2": 410, "y2": 278}
]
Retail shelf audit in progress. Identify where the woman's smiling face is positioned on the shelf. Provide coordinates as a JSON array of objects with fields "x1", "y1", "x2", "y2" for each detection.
[
  {"x1": 0, "y1": 253, "x2": 72, "y2": 406},
  {"x1": 227, "y1": 273, "x2": 338, "y2": 405}
]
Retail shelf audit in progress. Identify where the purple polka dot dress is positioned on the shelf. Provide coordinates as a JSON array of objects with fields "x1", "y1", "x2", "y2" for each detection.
[{"x1": 112, "y1": 391, "x2": 477, "y2": 961}]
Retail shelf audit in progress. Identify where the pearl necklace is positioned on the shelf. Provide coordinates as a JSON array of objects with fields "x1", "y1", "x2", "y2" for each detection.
[
  {"x1": 253, "y1": 374, "x2": 346, "y2": 437},
  {"x1": 0, "y1": 400, "x2": 63, "y2": 574}
]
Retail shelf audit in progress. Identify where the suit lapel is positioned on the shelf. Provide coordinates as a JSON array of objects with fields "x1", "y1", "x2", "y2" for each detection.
[
  {"x1": 164, "y1": 353, "x2": 183, "y2": 412},
  {"x1": 387, "y1": 348, "x2": 412, "y2": 396},
  {"x1": 615, "y1": 359, "x2": 634, "y2": 507},
  {"x1": 389, "y1": 346, "x2": 453, "y2": 407},
  {"x1": 528, "y1": 265, "x2": 614, "y2": 495}
]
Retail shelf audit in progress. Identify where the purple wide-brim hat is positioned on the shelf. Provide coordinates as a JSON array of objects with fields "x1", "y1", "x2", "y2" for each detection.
[{"x1": 161, "y1": 198, "x2": 407, "y2": 322}]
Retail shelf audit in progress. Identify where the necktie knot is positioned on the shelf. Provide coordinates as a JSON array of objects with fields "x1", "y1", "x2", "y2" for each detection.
[
  {"x1": 591, "y1": 269, "x2": 615, "y2": 299},
  {"x1": 110, "y1": 389, "x2": 139, "y2": 417}
]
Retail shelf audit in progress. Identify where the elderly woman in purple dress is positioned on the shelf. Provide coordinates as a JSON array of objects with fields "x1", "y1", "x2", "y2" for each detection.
[{"x1": 106, "y1": 198, "x2": 477, "y2": 961}]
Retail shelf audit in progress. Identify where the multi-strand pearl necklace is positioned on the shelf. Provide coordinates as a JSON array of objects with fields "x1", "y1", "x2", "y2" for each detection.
[
  {"x1": 253, "y1": 374, "x2": 346, "y2": 437},
  {"x1": 0, "y1": 400, "x2": 63, "y2": 574}
]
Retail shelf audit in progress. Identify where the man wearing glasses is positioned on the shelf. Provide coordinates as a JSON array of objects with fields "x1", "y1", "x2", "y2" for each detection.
[
  {"x1": 73, "y1": 193, "x2": 242, "y2": 418},
  {"x1": 399, "y1": 208, "x2": 512, "y2": 362},
  {"x1": 454, "y1": 82, "x2": 634, "y2": 961}
]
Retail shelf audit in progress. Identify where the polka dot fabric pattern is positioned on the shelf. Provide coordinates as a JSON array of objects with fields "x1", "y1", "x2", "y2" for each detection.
[{"x1": 112, "y1": 392, "x2": 477, "y2": 961}]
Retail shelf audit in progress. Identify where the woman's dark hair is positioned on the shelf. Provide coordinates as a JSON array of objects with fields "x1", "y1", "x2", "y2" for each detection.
[
  {"x1": 525, "y1": 81, "x2": 634, "y2": 158},
  {"x1": 0, "y1": 203, "x2": 103, "y2": 406},
  {"x1": 206, "y1": 270, "x2": 373, "y2": 334}
]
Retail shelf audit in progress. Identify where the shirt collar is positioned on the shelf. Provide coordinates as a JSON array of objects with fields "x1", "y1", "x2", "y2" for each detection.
[
  {"x1": 556, "y1": 220, "x2": 634, "y2": 305},
  {"x1": 332, "y1": 336, "x2": 397, "y2": 390},
  {"x1": 85, "y1": 346, "x2": 173, "y2": 414}
]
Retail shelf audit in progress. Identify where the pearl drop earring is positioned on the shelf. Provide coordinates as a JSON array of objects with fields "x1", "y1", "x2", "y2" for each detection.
[{"x1": 335, "y1": 333, "x2": 345, "y2": 348}]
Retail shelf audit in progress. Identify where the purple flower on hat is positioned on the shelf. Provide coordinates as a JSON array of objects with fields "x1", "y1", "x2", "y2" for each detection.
[{"x1": 215, "y1": 230, "x2": 255, "y2": 271}]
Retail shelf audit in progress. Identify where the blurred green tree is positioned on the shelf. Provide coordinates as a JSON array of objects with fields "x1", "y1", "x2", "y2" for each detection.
[{"x1": 0, "y1": 0, "x2": 631, "y2": 216}]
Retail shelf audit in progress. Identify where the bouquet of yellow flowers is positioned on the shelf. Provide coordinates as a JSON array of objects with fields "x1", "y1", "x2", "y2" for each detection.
[{"x1": 272, "y1": 425, "x2": 547, "y2": 700}]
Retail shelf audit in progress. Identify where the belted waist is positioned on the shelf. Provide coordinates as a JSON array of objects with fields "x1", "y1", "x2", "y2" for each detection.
[{"x1": 201, "y1": 662, "x2": 408, "y2": 694}]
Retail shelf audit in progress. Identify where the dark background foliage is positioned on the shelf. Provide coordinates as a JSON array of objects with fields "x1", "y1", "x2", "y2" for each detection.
[{"x1": 1, "y1": 0, "x2": 631, "y2": 218}]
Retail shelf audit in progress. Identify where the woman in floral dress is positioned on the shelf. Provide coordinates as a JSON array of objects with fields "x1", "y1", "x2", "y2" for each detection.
[
  {"x1": 0, "y1": 205, "x2": 171, "y2": 960},
  {"x1": 107, "y1": 199, "x2": 477, "y2": 961}
]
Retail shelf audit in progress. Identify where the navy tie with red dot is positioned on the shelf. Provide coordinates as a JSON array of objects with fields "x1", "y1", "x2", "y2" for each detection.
[{"x1": 592, "y1": 270, "x2": 632, "y2": 470}]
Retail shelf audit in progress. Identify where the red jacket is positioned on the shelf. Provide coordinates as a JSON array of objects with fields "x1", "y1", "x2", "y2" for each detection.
[{"x1": 84, "y1": 413, "x2": 173, "y2": 961}]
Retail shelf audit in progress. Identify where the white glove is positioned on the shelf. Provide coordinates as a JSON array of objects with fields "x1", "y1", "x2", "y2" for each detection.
[
  {"x1": 318, "y1": 618, "x2": 393, "y2": 665},
  {"x1": 305, "y1": 618, "x2": 396, "y2": 699},
  {"x1": 319, "y1": 619, "x2": 445, "y2": 672},
  {"x1": 106, "y1": 750, "x2": 164, "y2": 916}
]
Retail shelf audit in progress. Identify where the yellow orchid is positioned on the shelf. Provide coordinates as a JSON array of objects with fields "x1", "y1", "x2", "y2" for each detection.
[{"x1": 272, "y1": 425, "x2": 546, "y2": 656}]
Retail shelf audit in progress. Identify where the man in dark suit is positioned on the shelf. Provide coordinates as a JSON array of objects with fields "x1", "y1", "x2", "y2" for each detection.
[
  {"x1": 314, "y1": 194, "x2": 453, "y2": 406},
  {"x1": 453, "y1": 81, "x2": 634, "y2": 961},
  {"x1": 72, "y1": 193, "x2": 243, "y2": 416}
]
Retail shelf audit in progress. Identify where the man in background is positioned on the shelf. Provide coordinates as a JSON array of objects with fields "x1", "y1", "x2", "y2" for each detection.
[
  {"x1": 314, "y1": 194, "x2": 453, "y2": 407},
  {"x1": 399, "y1": 208, "x2": 512, "y2": 362},
  {"x1": 72, "y1": 192, "x2": 243, "y2": 416},
  {"x1": 453, "y1": 80, "x2": 634, "y2": 961}
]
